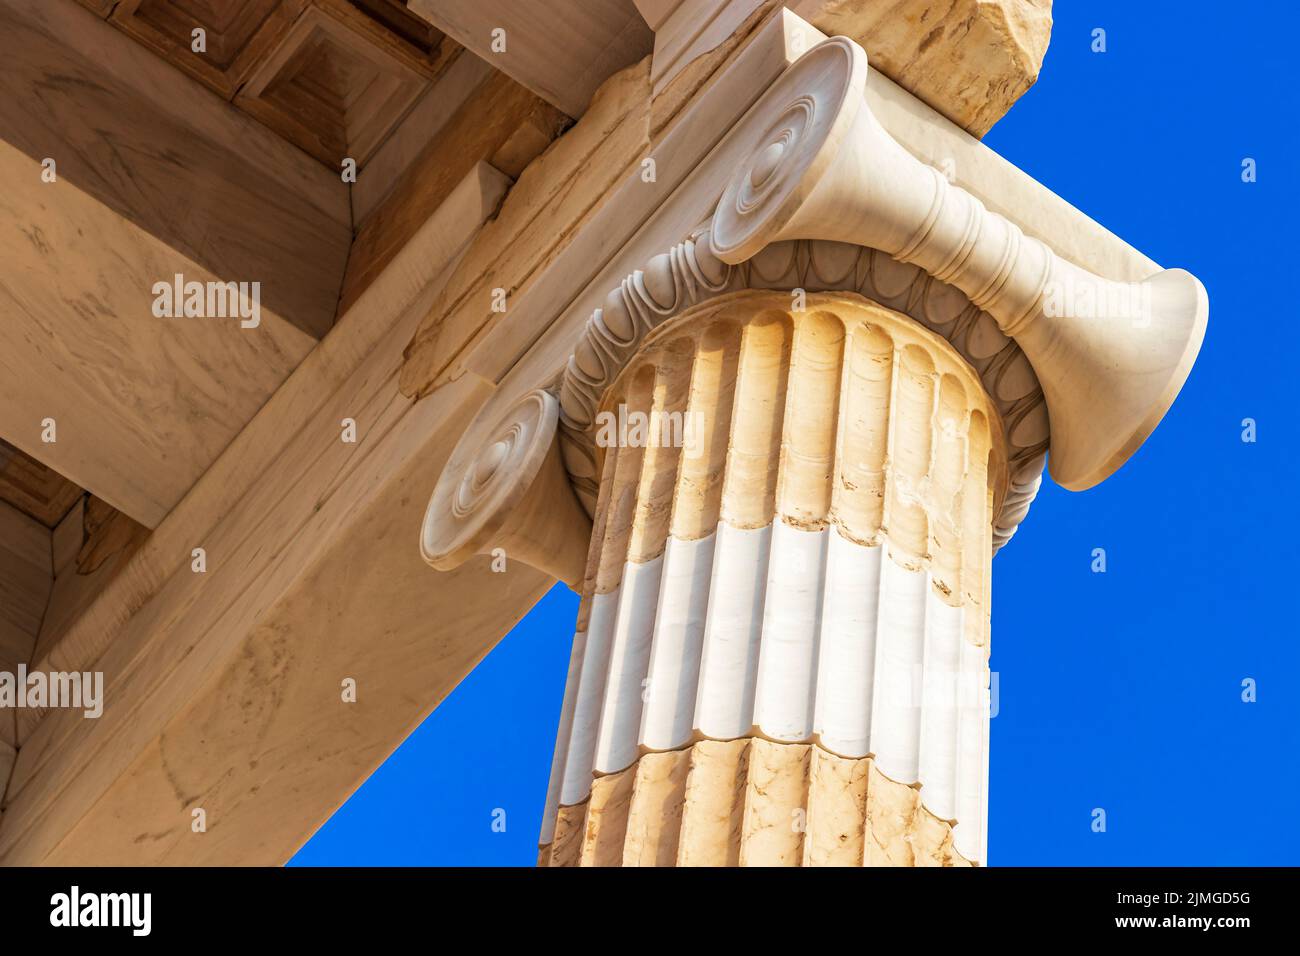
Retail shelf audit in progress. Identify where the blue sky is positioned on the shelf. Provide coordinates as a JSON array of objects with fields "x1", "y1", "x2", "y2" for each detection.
[{"x1": 293, "y1": 3, "x2": 1298, "y2": 866}]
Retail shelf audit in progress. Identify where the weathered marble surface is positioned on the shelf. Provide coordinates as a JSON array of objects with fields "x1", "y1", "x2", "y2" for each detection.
[
  {"x1": 799, "y1": 0, "x2": 1053, "y2": 135},
  {"x1": 542, "y1": 740, "x2": 972, "y2": 867},
  {"x1": 537, "y1": 294, "x2": 1000, "y2": 865}
]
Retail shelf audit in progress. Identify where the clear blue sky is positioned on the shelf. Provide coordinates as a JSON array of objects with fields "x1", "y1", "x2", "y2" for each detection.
[{"x1": 292, "y1": 2, "x2": 1298, "y2": 866}]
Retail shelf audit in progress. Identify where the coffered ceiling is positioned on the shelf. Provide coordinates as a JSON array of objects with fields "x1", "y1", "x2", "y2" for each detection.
[{"x1": 78, "y1": 0, "x2": 458, "y2": 168}]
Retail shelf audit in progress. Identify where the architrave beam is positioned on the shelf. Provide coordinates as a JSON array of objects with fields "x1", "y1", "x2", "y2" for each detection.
[
  {"x1": 408, "y1": 0, "x2": 653, "y2": 118},
  {"x1": 0, "y1": 0, "x2": 352, "y2": 529}
]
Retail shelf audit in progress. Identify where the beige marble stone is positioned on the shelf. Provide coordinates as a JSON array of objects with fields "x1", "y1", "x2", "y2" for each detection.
[
  {"x1": 797, "y1": 0, "x2": 1053, "y2": 135},
  {"x1": 645, "y1": 1, "x2": 1052, "y2": 137},
  {"x1": 622, "y1": 749, "x2": 691, "y2": 866},
  {"x1": 804, "y1": 745, "x2": 871, "y2": 866},
  {"x1": 676, "y1": 739, "x2": 750, "y2": 866},
  {"x1": 547, "y1": 802, "x2": 588, "y2": 868},
  {"x1": 739, "y1": 739, "x2": 811, "y2": 865},
  {"x1": 540, "y1": 739, "x2": 970, "y2": 866},
  {"x1": 580, "y1": 768, "x2": 638, "y2": 866}
]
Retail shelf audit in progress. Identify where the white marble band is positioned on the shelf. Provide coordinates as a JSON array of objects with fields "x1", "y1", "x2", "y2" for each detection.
[{"x1": 541, "y1": 521, "x2": 990, "y2": 862}]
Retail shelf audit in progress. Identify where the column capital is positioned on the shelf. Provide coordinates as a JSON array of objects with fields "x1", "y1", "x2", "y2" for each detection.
[
  {"x1": 421, "y1": 388, "x2": 590, "y2": 588},
  {"x1": 709, "y1": 36, "x2": 1206, "y2": 494},
  {"x1": 427, "y1": 28, "x2": 1205, "y2": 577}
]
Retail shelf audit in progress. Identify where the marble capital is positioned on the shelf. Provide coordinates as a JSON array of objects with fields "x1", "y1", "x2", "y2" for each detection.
[{"x1": 421, "y1": 32, "x2": 1205, "y2": 584}]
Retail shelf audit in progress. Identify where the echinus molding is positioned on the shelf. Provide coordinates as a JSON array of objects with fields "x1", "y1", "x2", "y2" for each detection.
[{"x1": 556, "y1": 227, "x2": 1045, "y2": 550}]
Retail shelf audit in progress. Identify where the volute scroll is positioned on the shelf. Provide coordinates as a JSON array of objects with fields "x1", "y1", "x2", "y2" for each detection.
[
  {"x1": 712, "y1": 35, "x2": 1209, "y2": 492},
  {"x1": 421, "y1": 388, "x2": 591, "y2": 590}
]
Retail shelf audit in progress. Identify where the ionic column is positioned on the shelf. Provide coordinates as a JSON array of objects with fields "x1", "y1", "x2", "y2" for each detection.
[{"x1": 539, "y1": 289, "x2": 1007, "y2": 867}]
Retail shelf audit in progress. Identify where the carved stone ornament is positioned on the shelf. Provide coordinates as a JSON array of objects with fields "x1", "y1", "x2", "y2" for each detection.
[
  {"x1": 708, "y1": 37, "x2": 1207, "y2": 493},
  {"x1": 557, "y1": 230, "x2": 1046, "y2": 551},
  {"x1": 425, "y1": 34, "x2": 1208, "y2": 574},
  {"x1": 421, "y1": 388, "x2": 590, "y2": 588},
  {"x1": 554, "y1": 35, "x2": 1206, "y2": 553}
]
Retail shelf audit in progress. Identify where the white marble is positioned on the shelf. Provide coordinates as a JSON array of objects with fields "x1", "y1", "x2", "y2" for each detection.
[{"x1": 543, "y1": 519, "x2": 990, "y2": 858}]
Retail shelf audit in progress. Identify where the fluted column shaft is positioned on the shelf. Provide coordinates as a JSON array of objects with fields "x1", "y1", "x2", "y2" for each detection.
[{"x1": 539, "y1": 291, "x2": 1007, "y2": 866}]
